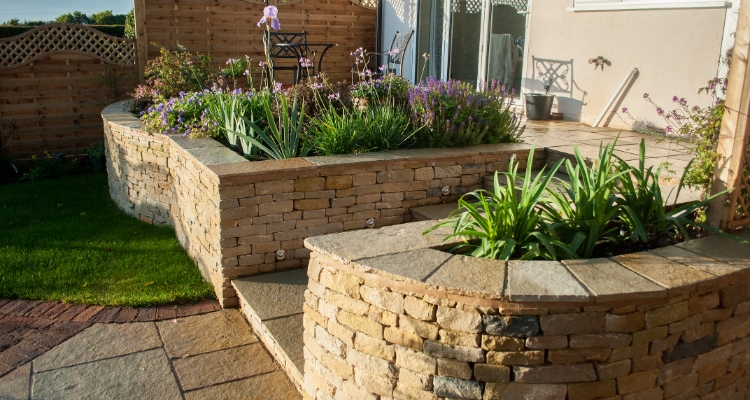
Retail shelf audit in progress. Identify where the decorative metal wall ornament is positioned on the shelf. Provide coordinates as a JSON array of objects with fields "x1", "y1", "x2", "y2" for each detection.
[{"x1": 0, "y1": 23, "x2": 136, "y2": 70}]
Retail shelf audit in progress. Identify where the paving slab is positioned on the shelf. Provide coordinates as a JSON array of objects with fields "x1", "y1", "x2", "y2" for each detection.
[
  {"x1": 231, "y1": 270, "x2": 308, "y2": 321},
  {"x1": 32, "y1": 348, "x2": 181, "y2": 400},
  {"x1": 426, "y1": 254, "x2": 506, "y2": 298},
  {"x1": 411, "y1": 203, "x2": 462, "y2": 221},
  {"x1": 507, "y1": 261, "x2": 590, "y2": 302},
  {"x1": 33, "y1": 322, "x2": 161, "y2": 372},
  {"x1": 171, "y1": 343, "x2": 277, "y2": 391},
  {"x1": 677, "y1": 234, "x2": 750, "y2": 267},
  {"x1": 0, "y1": 362, "x2": 29, "y2": 400},
  {"x1": 649, "y1": 246, "x2": 743, "y2": 278},
  {"x1": 156, "y1": 310, "x2": 258, "y2": 359},
  {"x1": 613, "y1": 252, "x2": 715, "y2": 291},
  {"x1": 183, "y1": 371, "x2": 301, "y2": 400},
  {"x1": 264, "y1": 314, "x2": 305, "y2": 373},
  {"x1": 354, "y1": 248, "x2": 452, "y2": 282},
  {"x1": 562, "y1": 258, "x2": 665, "y2": 302}
]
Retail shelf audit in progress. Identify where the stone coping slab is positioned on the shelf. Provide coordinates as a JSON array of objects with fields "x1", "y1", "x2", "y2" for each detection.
[{"x1": 304, "y1": 221, "x2": 750, "y2": 305}]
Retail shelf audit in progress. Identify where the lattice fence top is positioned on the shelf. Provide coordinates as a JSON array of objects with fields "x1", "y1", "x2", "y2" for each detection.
[
  {"x1": 351, "y1": 0, "x2": 378, "y2": 9},
  {"x1": 0, "y1": 23, "x2": 136, "y2": 70},
  {"x1": 453, "y1": 0, "x2": 527, "y2": 13}
]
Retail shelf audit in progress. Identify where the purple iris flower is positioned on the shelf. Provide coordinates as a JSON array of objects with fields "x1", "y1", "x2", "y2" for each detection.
[{"x1": 257, "y1": 6, "x2": 281, "y2": 30}]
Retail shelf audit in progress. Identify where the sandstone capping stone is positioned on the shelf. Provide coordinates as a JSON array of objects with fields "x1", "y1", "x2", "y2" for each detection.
[
  {"x1": 507, "y1": 261, "x2": 590, "y2": 302},
  {"x1": 563, "y1": 258, "x2": 665, "y2": 302}
]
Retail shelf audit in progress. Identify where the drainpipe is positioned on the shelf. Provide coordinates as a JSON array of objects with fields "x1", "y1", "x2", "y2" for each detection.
[{"x1": 592, "y1": 68, "x2": 638, "y2": 127}]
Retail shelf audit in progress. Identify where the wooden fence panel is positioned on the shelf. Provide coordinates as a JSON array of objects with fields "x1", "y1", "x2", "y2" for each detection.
[
  {"x1": 140, "y1": 0, "x2": 377, "y2": 84},
  {"x1": 0, "y1": 24, "x2": 136, "y2": 158}
]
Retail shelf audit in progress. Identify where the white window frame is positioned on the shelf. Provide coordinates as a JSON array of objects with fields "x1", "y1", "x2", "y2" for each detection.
[{"x1": 569, "y1": 0, "x2": 732, "y2": 12}]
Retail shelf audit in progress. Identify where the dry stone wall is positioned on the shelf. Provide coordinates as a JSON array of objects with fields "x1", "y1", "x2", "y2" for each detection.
[
  {"x1": 103, "y1": 102, "x2": 540, "y2": 307},
  {"x1": 302, "y1": 222, "x2": 750, "y2": 400}
]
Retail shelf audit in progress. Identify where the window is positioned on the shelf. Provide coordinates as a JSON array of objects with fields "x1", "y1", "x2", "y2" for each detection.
[{"x1": 570, "y1": 0, "x2": 732, "y2": 11}]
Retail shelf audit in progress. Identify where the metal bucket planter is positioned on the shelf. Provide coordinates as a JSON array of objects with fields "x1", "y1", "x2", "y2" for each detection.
[{"x1": 525, "y1": 93, "x2": 556, "y2": 120}]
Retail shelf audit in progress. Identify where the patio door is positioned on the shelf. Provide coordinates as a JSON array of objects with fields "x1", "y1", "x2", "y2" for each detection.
[{"x1": 442, "y1": 0, "x2": 528, "y2": 96}]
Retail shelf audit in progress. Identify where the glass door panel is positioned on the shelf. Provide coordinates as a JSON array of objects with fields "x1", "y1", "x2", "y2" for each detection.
[
  {"x1": 447, "y1": 0, "x2": 482, "y2": 84},
  {"x1": 484, "y1": 3, "x2": 525, "y2": 97},
  {"x1": 416, "y1": 0, "x2": 444, "y2": 82}
]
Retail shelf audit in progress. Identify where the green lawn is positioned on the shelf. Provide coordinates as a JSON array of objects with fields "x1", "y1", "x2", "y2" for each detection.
[{"x1": 0, "y1": 173, "x2": 215, "y2": 307}]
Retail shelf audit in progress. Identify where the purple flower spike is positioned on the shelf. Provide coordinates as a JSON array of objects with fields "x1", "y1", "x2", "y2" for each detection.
[
  {"x1": 643, "y1": 93, "x2": 649, "y2": 99},
  {"x1": 257, "y1": 6, "x2": 281, "y2": 30},
  {"x1": 621, "y1": 107, "x2": 628, "y2": 113}
]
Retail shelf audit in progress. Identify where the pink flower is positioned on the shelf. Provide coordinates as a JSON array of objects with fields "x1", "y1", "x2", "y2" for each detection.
[
  {"x1": 388, "y1": 48, "x2": 400, "y2": 57},
  {"x1": 257, "y1": 6, "x2": 281, "y2": 30},
  {"x1": 665, "y1": 126, "x2": 673, "y2": 133},
  {"x1": 299, "y1": 58, "x2": 313, "y2": 68},
  {"x1": 643, "y1": 93, "x2": 649, "y2": 99},
  {"x1": 621, "y1": 107, "x2": 628, "y2": 113}
]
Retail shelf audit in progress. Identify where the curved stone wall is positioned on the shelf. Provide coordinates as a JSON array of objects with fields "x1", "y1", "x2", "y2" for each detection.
[
  {"x1": 103, "y1": 102, "x2": 540, "y2": 307},
  {"x1": 302, "y1": 221, "x2": 750, "y2": 400}
]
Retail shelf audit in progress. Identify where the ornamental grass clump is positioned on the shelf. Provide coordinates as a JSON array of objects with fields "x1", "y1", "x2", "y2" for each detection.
[
  {"x1": 430, "y1": 139, "x2": 745, "y2": 261},
  {"x1": 408, "y1": 77, "x2": 523, "y2": 148}
]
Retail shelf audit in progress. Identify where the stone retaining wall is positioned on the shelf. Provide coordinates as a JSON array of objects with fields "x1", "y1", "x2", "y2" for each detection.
[
  {"x1": 302, "y1": 221, "x2": 750, "y2": 400},
  {"x1": 103, "y1": 102, "x2": 540, "y2": 307}
]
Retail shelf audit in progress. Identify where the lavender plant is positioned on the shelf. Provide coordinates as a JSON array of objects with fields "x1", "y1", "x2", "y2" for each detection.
[
  {"x1": 408, "y1": 77, "x2": 523, "y2": 148},
  {"x1": 140, "y1": 90, "x2": 222, "y2": 138}
]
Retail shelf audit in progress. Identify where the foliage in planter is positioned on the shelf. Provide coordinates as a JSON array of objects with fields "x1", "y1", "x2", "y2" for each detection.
[
  {"x1": 351, "y1": 73, "x2": 411, "y2": 104},
  {"x1": 310, "y1": 99, "x2": 417, "y2": 156},
  {"x1": 236, "y1": 93, "x2": 313, "y2": 159},
  {"x1": 140, "y1": 91, "x2": 223, "y2": 137},
  {"x1": 430, "y1": 140, "x2": 745, "y2": 261},
  {"x1": 133, "y1": 45, "x2": 214, "y2": 108},
  {"x1": 285, "y1": 78, "x2": 354, "y2": 122},
  {"x1": 207, "y1": 90, "x2": 267, "y2": 156},
  {"x1": 408, "y1": 77, "x2": 523, "y2": 148}
]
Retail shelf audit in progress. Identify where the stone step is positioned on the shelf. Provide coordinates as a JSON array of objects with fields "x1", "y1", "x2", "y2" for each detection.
[{"x1": 232, "y1": 269, "x2": 307, "y2": 390}]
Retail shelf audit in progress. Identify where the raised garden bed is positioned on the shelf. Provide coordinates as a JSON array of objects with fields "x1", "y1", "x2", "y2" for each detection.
[
  {"x1": 301, "y1": 220, "x2": 750, "y2": 400},
  {"x1": 103, "y1": 101, "x2": 542, "y2": 307}
]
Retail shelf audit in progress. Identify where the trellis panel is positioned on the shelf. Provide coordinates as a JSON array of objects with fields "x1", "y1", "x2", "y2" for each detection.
[{"x1": 0, "y1": 24, "x2": 137, "y2": 157}]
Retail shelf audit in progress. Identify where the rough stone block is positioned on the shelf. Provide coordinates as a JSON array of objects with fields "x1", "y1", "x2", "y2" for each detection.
[
  {"x1": 399, "y1": 368, "x2": 433, "y2": 391},
  {"x1": 354, "y1": 332, "x2": 395, "y2": 361},
  {"x1": 487, "y1": 351, "x2": 545, "y2": 366},
  {"x1": 432, "y1": 376, "x2": 482, "y2": 400},
  {"x1": 482, "y1": 336, "x2": 525, "y2": 352},
  {"x1": 569, "y1": 333, "x2": 631, "y2": 349},
  {"x1": 595, "y1": 359, "x2": 631, "y2": 380},
  {"x1": 436, "y1": 306, "x2": 482, "y2": 334},
  {"x1": 616, "y1": 369, "x2": 658, "y2": 395},
  {"x1": 473, "y1": 364, "x2": 510, "y2": 383},
  {"x1": 326, "y1": 176, "x2": 353, "y2": 190},
  {"x1": 437, "y1": 358, "x2": 473, "y2": 379},
  {"x1": 662, "y1": 334, "x2": 718, "y2": 364},
  {"x1": 423, "y1": 340, "x2": 485, "y2": 363},
  {"x1": 483, "y1": 315, "x2": 540, "y2": 337},
  {"x1": 348, "y1": 348, "x2": 398, "y2": 378},
  {"x1": 438, "y1": 329, "x2": 480, "y2": 347},
  {"x1": 360, "y1": 285, "x2": 404, "y2": 314},
  {"x1": 644, "y1": 301, "x2": 689, "y2": 329},
  {"x1": 514, "y1": 364, "x2": 597, "y2": 384},
  {"x1": 400, "y1": 314, "x2": 439, "y2": 340},
  {"x1": 566, "y1": 380, "x2": 616, "y2": 400},
  {"x1": 548, "y1": 348, "x2": 611, "y2": 364},
  {"x1": 525, "y1": 336, "x2": 567, "y2": 350},
  {"x1": 338, "y1": 310, "x2": 383, "y2": 340},
  {"x1": 484, "y1": 383, "x2": 566, "y2": 400},
  {"x1": 395, "y1": 346, "x2": 436, "y2": 375},
  {"x1": 404, "y1": 296, "x2": 436, "y2": 321},
  {"x1": 540, "y1": 313, "x2": 605, "y2": 336},
  {"x1": 605, "y1": 312, "x2": 645, "y2": 333},
  {"x1": 316, "y1": 324, "x2": 346, "y2": 357}
]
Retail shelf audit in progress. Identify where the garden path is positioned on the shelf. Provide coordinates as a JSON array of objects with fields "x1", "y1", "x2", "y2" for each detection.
[{"x1": 0, "y1": 308, "x2": 300, "y2": 399}]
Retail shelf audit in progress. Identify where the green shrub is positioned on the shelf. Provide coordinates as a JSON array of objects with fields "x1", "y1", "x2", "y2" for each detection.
[{"x1": 135, "y1": 45, "x2": 213, "y2": 105}]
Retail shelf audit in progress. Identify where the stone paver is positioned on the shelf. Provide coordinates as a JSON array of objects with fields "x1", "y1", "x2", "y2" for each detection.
[
  {"x1": 0, "y1": 362, "x2": 29, "y2": 400},
  {"x1": 0, "y1": 310, "x2": 300, "y2": 399},
  {"x1": 156, "y1": 309, "x2": 258, "y2": 358},
  {"x1": 34, "y1": 322, "x2": 162, "y2": 372},
  {"x1": 184, "y1": 371, "x2": 299, "y2": 400},
  {"x1": 172, "y1": 343, "x2": 277, "y2": 391},
  {"x1": 265, "y1": 313, "x2": 305, "y2": 372},
  {"x1": 231, "y1": 269, "x2": 308, "y2": 320},
  {"x1": 33, "y1": 349, "x2": 181, "y2": 400}
]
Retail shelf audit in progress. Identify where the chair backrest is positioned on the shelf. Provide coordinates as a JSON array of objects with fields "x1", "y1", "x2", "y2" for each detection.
[
  {"x1": 266, "y1": 31, "x2": 307, "y2": 59},
  {"x1": 387, "y1": 30, "x2": 414, "y2": 66}
]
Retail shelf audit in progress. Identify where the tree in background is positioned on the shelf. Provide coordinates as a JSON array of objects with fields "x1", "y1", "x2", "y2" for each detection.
[
  {"x1": 124, "y1": 9, "x2": 135, "y2": 38},
  {"x1": 55, "y1": 11, "x2": 90, "y2": 24},
  {"x1": 90, "y1": 10, "x2": 127, "y2": 25}
]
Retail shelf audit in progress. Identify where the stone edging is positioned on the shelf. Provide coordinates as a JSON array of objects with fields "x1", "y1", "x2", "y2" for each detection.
[{"x1": 0, "y1": 299, "x2": 220, "y2": 377}]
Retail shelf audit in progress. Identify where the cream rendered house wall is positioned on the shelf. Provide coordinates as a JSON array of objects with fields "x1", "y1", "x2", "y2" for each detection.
[{"x1": 524, "y1": 0, "x2": 728, "y2": 129}]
